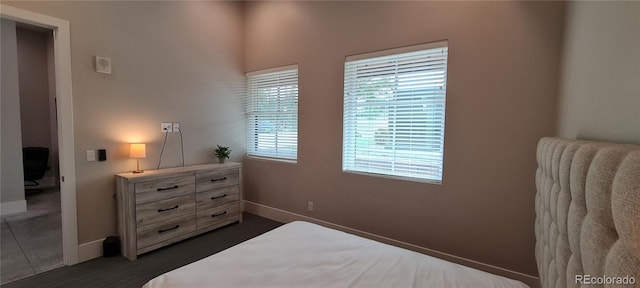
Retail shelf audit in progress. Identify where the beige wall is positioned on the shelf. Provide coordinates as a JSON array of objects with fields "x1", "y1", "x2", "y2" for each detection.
[
  {"x1": 4, "y1": 1, "x2": 245, "y2": 243},
  {"x1": 558, "y1": 1, "x2": 640, "y2": 144},
  {"x1": 17, "y1": 27, "x2": 57, "y2": 178},
  {"x1": 1, "y1": 19, "x2": 26, "y2": 205},
  {"x1": 243, "y1": 1, "x2": 565, "y2": 276},
  {"x1": 3, "y1": 1, "x2": 569, "y2": 276}
]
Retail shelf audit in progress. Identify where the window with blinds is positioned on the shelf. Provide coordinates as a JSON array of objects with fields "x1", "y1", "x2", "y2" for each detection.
[
  {"x1": 342, "y1": 41, "x2": 448, "y2": 183},
  {"x1": 246, "y1": 65, "x2": 298, "y2": 161}
]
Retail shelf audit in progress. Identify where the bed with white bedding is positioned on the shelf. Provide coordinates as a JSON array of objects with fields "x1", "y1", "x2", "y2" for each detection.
[{"x1": 144, "y1": 221, "x2": 528, "y2": 288}]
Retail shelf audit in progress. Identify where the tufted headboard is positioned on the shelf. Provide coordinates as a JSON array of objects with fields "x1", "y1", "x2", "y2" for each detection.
[{"x1": 535, "y1": 137, "x2": 640, "y2": 288}]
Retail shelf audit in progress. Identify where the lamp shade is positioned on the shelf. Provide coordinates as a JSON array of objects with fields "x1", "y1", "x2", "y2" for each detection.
[{"x1": 130, "y1": 143, "x2": 146, "y2": 158}]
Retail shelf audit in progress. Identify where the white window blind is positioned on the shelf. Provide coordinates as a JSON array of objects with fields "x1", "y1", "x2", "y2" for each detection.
[
  {"x1": 343, "y1": 42, "x2": 448, "y2": 183},
  {"x1": 247, "y1": 65, "x2": 298, "y2": 161}
]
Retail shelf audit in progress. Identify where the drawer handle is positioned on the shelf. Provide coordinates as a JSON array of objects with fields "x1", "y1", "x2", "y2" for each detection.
[
  {"x1": 158, "y1": 225, "x2": 180, "y2": 234},
  {"x1": 157, "y1": 205, "x2": 179, "y2": 213},
  {"x1": 210, "y1": 177, "x2": 227, "y2": 182},
  {"x1": 211, "y1": 194, "x2": 227, "y2": 200},
  {"x1": 211, "y1": 211, "x2": 227, "y2": 218},
  {"x1": 157, "y1": 185, "x2": 179, "y2": 191}
]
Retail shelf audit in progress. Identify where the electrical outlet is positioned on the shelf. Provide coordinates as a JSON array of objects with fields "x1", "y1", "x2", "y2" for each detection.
[
  {"x1": 307, "y1": 201, "x2": 314, "y2": 212},
  {"x1": 172, "y1": 122, "x2": 180, "y2": 132},
  {"x1": 161, "y1": 122, "x2": 172, "y2": 133}
]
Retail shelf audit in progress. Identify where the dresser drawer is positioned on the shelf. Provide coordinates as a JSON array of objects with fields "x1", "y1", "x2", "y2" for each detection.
[
  {"x1": 196, "y1": 169, "x2": 239, "y2": 192},
  {"x1": 135, "y1": 175, "x2": 195, "y2": 204},
  {"x1": 196, "y1": 186, "x2": 239, "y2": 210},
  {"x1": 196, "y1": 202, "x2": 239, "y2": 229},
  {"x1": 136, "y1": 195, "x2": 195, "y2": 226},
  {"x1": 137, "y1": 214, "x2": 195, "y2": 249}
]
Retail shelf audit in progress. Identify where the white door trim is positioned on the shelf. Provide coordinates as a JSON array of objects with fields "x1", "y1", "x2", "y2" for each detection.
[{"x1": 1, "y1": 4, "x2": 79, "y2": 265}]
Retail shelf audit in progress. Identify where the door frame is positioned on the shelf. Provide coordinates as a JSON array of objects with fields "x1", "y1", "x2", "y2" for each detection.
[{"x1": 1, "y1": 4, "x2": 78, "y2": 265}]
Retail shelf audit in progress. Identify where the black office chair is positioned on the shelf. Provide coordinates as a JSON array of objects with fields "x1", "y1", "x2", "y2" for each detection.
[{"x1": 23, "y1": 147, "x2": 50, "y2": 194}]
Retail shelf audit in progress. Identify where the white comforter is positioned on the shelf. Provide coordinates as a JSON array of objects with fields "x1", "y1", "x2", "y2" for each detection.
[{"x1": 143, "y1": 221, "x2": 528, "y2": 288}]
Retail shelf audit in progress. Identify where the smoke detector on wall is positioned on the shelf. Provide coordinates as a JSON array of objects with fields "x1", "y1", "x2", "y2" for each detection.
[{"x1": 95, "y1": 56, "x2": 112, "y2": 74}]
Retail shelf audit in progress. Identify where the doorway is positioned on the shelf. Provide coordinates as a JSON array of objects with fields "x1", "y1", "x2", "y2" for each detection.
[
  {"x1": 0, "y1": 3, "x2": 78, "y2": 278},
  {"x1": 0, "y1": 21, "x2": 63, "y2": 284}
]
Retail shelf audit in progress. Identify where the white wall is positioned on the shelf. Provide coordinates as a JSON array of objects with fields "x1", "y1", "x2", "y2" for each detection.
[
  {"x1": 558, "y1": 1, "x2": 640, "y2": 144},
  {"x1": 1, "y1": 19, "x2": 27, "y2": 213}
]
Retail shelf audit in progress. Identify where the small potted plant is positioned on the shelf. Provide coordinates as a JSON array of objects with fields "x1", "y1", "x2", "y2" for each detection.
[{"x1": 214, "y1": 145, "x2": 231, "y2": 163}]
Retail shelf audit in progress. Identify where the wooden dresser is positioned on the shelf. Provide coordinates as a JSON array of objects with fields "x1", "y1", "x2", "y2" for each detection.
[{"x1": 116, "y1": 162, "x2": 242, "y2": 260}]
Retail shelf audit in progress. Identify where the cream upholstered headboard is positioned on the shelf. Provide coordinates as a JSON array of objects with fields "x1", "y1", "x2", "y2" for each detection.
[{"x1": 535, "y1": 137, "x2": 640, "y2": 288}]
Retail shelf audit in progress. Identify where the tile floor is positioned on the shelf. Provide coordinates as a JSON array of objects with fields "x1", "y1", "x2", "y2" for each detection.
[{"x1": 1, "y1": 189, "x2": 63, "y2": 285}]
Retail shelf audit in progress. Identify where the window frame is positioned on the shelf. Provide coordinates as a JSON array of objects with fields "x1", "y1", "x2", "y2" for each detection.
[
  {"x1": 342, "y1": 41, "x2": 448, "y2": 184},
  {"x1": 246, "y1": 64, "x2": 299, "y2": 162}
]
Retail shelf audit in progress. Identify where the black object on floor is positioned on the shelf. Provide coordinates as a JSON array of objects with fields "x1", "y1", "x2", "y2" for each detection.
[
  {"x1": 23, "y1": 147, "x2": 50, "y2": 196},
  {"x1": 23, "y1": 147, "x2": 49, "y2": 187},
  {"x1": 102, "y1": 236, "x2": 120, "y2": 257}
]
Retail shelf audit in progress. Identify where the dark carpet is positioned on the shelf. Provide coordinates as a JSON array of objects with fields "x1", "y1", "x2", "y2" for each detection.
[{"x1": 2, "y1": 213, "x2": 282, "y2": 288}]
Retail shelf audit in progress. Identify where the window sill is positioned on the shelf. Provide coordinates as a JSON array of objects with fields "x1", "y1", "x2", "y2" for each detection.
[
  {"x1": 342, "y1": 170, "x2": 442, "y2": 185},
  {"x1": 245, "y1": 155, "x2": 297, "y2": 164}
]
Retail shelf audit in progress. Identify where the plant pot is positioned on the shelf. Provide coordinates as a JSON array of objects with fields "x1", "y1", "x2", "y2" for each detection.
[{"x1": 217, "y1": 157, "x2": 225, "y2": 163}]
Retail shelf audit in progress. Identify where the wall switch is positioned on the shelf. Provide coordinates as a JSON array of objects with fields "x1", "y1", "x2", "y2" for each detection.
[
  {"x1": 172, "y1": 122, "x2": 180, "y2": 132},
  {"x1": 307, "y1": 201, "x2": 314, "y2": 212},
  {"x1": 161, "y1": 122, "x2": 172, "y2": 133},
  {"x1": 86, "y1": 150, "x2": 96, "y2": 162},
  {"x1": 98, "y1": 149, "x2": 107, "y2": 161}
]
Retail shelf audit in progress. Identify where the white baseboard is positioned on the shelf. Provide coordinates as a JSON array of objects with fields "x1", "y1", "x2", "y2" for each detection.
[
  {"x1": 78, "y1": 238, "x2": 105, "y2": 263},
  {"x1": 1, "y1": 200, "x2": 27, "y2": 215},
  {"x1": 244, "y1": 200, "x2": 540, "y2": 288}
]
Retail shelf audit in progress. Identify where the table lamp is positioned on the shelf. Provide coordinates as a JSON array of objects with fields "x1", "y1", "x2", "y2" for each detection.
[{"x1": 130, "y1": 143, "x2": 146, "y2": 173}]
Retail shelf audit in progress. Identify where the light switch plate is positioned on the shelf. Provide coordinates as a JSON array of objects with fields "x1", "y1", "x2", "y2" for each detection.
[{"x1": 86, "y1": 150, "x2": 96, "y2": 162}]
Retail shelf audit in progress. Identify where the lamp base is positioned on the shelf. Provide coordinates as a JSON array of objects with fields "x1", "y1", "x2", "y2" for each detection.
[{"x1": 133, "y1": 158, "x2": 143, "y2": 173}]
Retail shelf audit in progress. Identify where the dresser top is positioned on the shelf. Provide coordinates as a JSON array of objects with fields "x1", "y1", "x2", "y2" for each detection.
[{"x1": 116, "y1": 162, "x2": 241, "y2": 181}]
